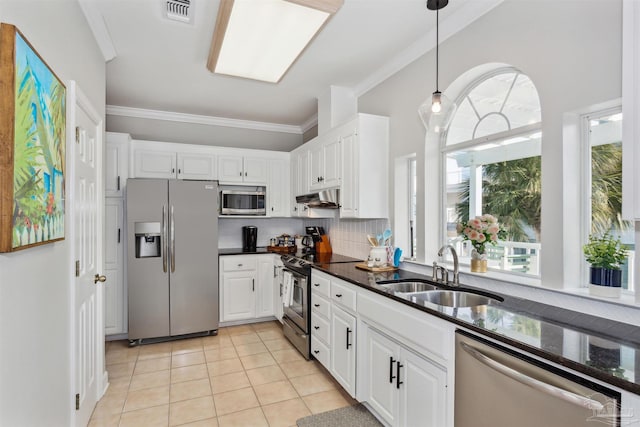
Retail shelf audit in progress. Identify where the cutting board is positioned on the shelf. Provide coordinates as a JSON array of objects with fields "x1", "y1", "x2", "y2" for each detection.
[{"x1": 355, "y1": 263, "x2": 398, "y2": 272}]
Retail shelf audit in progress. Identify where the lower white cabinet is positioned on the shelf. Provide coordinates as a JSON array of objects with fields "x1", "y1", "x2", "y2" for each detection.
[
  {"x1": 331, "y1": 305, "x2": 357, "y2": 397},
  {"x1": 219, "y1": 254, "x2": 275, "y2": 323},
  {"x1": 364, "y1": 326, "x2": 447, "y2": 427}
]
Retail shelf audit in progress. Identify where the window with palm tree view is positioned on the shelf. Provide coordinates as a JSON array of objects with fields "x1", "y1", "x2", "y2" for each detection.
[
  {"x1": 443, "y1": 69, "x2": 541, "y2": 276},
  {"x1": 586, "y1": 110, "x2": 634, "y2": 291}
]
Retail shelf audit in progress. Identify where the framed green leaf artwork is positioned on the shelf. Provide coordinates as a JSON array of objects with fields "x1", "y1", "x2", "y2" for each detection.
[{"x1": 0, "y1": 23, "x2": 66, "y2": 252}]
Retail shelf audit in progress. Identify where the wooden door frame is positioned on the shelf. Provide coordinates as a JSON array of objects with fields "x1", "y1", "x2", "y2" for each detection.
[{"x1": 67, "y1": 80, "x2": 107, "y2": 423}]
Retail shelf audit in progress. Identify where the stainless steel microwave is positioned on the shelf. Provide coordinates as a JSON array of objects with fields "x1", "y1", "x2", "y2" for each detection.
[{"x1": 220, "y1": 190, "x2": 266, "y2": 215}]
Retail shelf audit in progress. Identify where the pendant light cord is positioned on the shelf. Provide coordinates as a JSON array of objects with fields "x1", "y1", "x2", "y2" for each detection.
[{"x1": 436, "y1": 1, "x2": 439, "y2": 92}]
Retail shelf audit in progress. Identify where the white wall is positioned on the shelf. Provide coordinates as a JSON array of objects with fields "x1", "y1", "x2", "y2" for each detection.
[
  {"x1": 358, "y1": 0, "x2": 622, "y2": 289},
  {"x1": 0, "y1": 1, "x2": 105, "y2": 425}
]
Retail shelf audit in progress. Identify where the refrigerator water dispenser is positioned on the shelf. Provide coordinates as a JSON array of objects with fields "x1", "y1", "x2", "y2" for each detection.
[{"x1": 134, "y1": 222, "x2": 161, "y2": 258}]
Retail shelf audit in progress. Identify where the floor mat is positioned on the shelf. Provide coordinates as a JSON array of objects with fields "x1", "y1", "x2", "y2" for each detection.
[{"x1": 296, "y1": 404, "x2": 383, "y2": 427}]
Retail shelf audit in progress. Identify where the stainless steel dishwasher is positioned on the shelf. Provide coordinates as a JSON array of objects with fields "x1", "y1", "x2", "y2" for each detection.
[{"x1": 455, "y1": 331, "x2": 620, "y2": 427}]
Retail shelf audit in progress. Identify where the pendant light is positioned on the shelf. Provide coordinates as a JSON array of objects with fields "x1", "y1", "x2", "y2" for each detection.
[{"x1": 418, "y1": 0, "x2": 457, "y2": 133}]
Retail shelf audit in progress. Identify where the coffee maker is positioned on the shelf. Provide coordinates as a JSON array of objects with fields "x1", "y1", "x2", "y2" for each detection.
[
  {"x1": 305, "y1": 226, "x2": 332, "y2": 255},
  {"x1": 242, "y1": 226, "x2": 257, "y2": 252}
]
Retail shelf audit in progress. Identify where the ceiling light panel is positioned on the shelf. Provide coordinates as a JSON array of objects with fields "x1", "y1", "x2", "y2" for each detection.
[{"x1": 209, "y1": 0, "x2": 334, "y2": 83}]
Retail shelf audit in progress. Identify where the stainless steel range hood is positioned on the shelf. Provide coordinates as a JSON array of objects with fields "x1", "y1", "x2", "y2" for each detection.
[{"x1": 296, "y1": 188, "x2": 340, "y2": 209}]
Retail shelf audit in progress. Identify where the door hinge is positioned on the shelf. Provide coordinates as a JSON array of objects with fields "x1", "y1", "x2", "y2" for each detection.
[
  {"x1": 75, "y1": 127, "x2": 80, "y2": 144},
  {"x1": 75, "y1": 393, "x2": 80, "y2": 410},
  {"x1": 75, "y1": 260, "x2": 80, "y2": 277}
]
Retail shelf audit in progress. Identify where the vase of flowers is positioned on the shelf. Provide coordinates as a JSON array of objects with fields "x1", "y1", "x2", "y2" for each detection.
[
  {"x1": 458, "y1": 214, "x2": 506, "y2": 273},
  {"x1": 583, "y1": 234, "x2": 627, "y2": 298}
]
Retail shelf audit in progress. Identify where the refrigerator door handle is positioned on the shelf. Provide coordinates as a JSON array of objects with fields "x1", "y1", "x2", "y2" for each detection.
[
  {"x1": 170, "y1": 205, "x2": 176, "y2": 273},
  {"x1": 162, "y1": 205, "x2": 167, "y2": 273}
]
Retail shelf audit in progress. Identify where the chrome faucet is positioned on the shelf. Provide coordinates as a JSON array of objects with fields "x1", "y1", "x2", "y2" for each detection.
[{"x1": 437, "y1": 245, "x2": 459, "y2": 286}]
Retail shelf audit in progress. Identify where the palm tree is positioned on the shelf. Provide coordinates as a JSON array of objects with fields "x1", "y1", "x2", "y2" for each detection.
[
  {"x1": 455, "y1": 156, "x2": 541, "y2": 242},
  {"x1": 591, "y1": 142, "x2": 629, "y2": 235}
]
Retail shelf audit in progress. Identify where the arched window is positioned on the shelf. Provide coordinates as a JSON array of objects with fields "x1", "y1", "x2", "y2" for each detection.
[{"x1": 442, "y1": 67, "x2": 542, "y2": 276}]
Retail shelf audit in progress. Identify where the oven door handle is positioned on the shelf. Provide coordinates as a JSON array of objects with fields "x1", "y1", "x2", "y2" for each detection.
[{"x1": 460, "y1": 342, "x2": 604, "y2": 411}]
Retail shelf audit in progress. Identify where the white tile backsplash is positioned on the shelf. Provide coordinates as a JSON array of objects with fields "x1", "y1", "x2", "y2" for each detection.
[
  {"x1": 320, "y1": 217, "x2": 390, "y2": 259},
  {"x1": 218, "y1": 217, "x2": 305, "y2": 248}
]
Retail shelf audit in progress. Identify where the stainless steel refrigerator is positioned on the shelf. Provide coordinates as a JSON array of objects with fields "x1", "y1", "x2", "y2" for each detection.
[{"x1": 127, "y1": 179, "x2": 218, "y2": 342}]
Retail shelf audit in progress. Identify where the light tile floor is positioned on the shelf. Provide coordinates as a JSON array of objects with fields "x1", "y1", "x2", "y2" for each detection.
[{"x1": 90, "y1": 321, "x2": 355, "y2": 427}]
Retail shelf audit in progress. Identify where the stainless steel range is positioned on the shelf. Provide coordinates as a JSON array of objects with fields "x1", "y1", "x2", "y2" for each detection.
[{"x1": 280, "y1": 253, "x2": 362, "y2": 359}]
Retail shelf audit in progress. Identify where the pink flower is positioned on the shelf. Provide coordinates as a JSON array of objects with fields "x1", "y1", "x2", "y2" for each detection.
[
  {"x1": 477, "y1": 233, "x2": 486, "y2": 243},
  {"x1": 487, "y1": 224, "x2": 499, "y2": 234},
  {"x1": 490, "y1": 233, "x2": 498, "y2": 241},
  {"x1": 470, "y1": 218, "x2": 481, "y2": 229},
  {"x1": 468, "y1": 230, "x2": 480, "y2": 241}
]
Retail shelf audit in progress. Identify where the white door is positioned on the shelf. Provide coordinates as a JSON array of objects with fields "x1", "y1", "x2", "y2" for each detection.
[
  {"x1": 399, "y1": 349, "x2": 447, "y2": 427},
  {"x1": 71, "y1": 82, "x2": 105, "y2": 427},
  {"x1": 330, "y1": 305, "x2": 356, "y2": 397},
  {"x1": 366, "y1": 328, "x2": 400, "y2": 425},
  {"x1": 218, "y1": 155, "x2": 244, "y2": 183},
  {"x1": 133, "y1": 149, "x2": 176, "y2": 178},
  {"x1": 322, "y1": 137, "x2": 341, "y2": 188},
  {"x1": 256, "y1": 257, "x2": 275, "y2": 317},
  {"x1": 177, "y1": 152, "x2": 217, "y2": 180},
  {"x1": 221, "y1": 271, "x2": 256, "y2": 321},
  {"x1": 243, "y1": 157, "x2": 268, "y2": 184}
]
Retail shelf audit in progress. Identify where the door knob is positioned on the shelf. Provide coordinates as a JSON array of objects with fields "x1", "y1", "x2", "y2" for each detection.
[{"x1": 94, "y1": 274, "x2": 107, "y2": 284}]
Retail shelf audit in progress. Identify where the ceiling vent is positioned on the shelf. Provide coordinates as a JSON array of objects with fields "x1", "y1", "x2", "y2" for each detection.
[{"x1": 166, "y1": 0, "x2": 193, "y2": 24}]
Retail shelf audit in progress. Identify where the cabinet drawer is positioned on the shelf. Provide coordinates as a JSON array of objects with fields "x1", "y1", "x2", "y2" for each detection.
[
  {"x1": 311, "y1": 273, "x2": 331, "y2": 298},
  {"x1": 311, "y1": 335, "x2": 330, "y2": 369},
  {"x1": 311, "y1": 313, "x2": 330, "y2": 344},
  {"x1": 311, "y1": 293, "x2": 331, "y2": 319},
  {"x1": 331, "y1": 281, "x2": 357, "y2": 312},
  {"x1": 222, "y1": 256, "x2": 257, "y2": 272}
]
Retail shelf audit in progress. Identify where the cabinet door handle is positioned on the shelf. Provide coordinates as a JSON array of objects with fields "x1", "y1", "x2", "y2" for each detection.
[
  {"x1": 314, "y1": 303, "x2": 320, "y2": 307},
  {"x1": 273, "y1": 265, "x2": 276, "y2": 277},
  {"x1": 314, "y1": 350, "x2": 320, "y2": 354},
  {"x1": 346, "y1": 327, "x2": 352, "y2": 349},
  {"x1": 389, "y1": 357, "x2": 396, "y2": 383},
  {"x1": 335, "y1": 294, "x2": 342, "y2": 298},
  {"x1": 178, "y1": 168, "x2": 181, "y2": 174},
  {"x1": 396, "y1": 361, "x2": 404, "y2": 389},
  {"x1": 271, "y1": 207, "x2": 274, "y2": 211},
  {"x1": 314, "y1": 326, "x2": 320, "y2": 330},
  {"x1": 172, "y1": 168, "x2": 175, "y2": 174},
  {"x1": 313, "y1": 283, "x2": 320, "y2": 287},
  {"x1": 117, "y1": 228, "x2": 121, "y2": 244},
  {"x1": 238, "y1": 264, "x2": 243, "y2": 267},
  {"x1": 252, "y1": 278, "x2": 255, "y2": 292},
  {"x1": 245, "y1": 171, "x2": 248, "y2": 176},
  {"x1": 116, "y1": 176, "x2": 120, "y2": 191}
]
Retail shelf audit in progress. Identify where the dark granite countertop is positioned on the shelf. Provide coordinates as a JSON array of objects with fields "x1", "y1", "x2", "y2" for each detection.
[
  {"x1": 312, "y1": 262, "x2": 640, "y2": 395},
  {"x1": 218, "y1": 247, "x2": 273, "y2": 256}
]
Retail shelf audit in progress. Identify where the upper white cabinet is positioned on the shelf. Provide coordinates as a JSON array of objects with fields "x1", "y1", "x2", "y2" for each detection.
[
  {"x1": 338, "y1": 114, "x2": 389, "y2": 219},
  {"x1": 309, "y1": 132, "x2": 341, "y2": 191},
  {"x1": 267, "y1": 158, "x2": 290, "y2": 217},
  {"x1": 106, "y1": 132, "x2": 130, "y2": 197},
  {"x1": 622, "y1": 0, "x2": 640, "y2": 220},
  {"x1": 132, "y1": 142, "x2": 217, "y2": 180},
  {"x1": 219, "y1": 155, "x2": 268, "y2": 185}
]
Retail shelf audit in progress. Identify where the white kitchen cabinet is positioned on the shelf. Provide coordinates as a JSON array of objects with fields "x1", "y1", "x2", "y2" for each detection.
[
  {"x1": 256, "y1": 256, "x2": 275, "y2": 318},
  {"x1": 290, "y1": 148, "x2": 309, "y2": 216},
  {"x1": 309, "y1": 133, "x2": 341, "y2": 191},
  {"x1": 218, "y1": 155, "x2": 267, "y2": 185},
  {"x1": 267, "y1": 158, "x2": 290, "y2": 217},
  {"x1": 132, "y1": 148, "x2": 216, "y2": 180},
  {"x1": 105, "y1": 132, "x2": 130, "y2": 198},
  {"x1": 105, "y1": 198, "x2": 126, "y2": 335},
  {"x1": 338, "y1": 114, "x2": 389, "y2": 219},
  {"x1": 364, "y1": 326, "x2": 447, "y2": 427},
  {"x1": 221, "y1": 271, "x2": 256, "y2": 321},
  {"x1": 219, "y1": 254, "x2": 276, "y2": 323},
  {"x1": 331, "y1": 304, "x2": 357, "y2": 397}
]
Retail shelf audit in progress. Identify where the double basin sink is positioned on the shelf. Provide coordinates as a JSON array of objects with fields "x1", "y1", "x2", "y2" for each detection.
[{"x1": 376, "y1": 281, "x2": 503, "y2": 308}]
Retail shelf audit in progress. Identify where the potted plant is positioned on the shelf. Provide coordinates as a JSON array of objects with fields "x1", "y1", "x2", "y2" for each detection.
[
  {"x1": 583, "y1": 234, "x2": 628, "y2": 298},
  {"x1": 457, "y1": 214, "x2": 506, "y2": 273}
]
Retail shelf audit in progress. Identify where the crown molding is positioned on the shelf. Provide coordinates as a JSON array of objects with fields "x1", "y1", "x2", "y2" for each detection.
[
  {"x1": 353, "y1": 0, "x2": 504, "y2": 97},
  {"x1": 106, "y1": 105, "x2": 304, "y2": 134},
  {"x1": 78, "y1": 0, "x2": 117, "y2": 62},
  {"x1": 300, "y1": 114, "x2": 318, "y2": 133}
]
